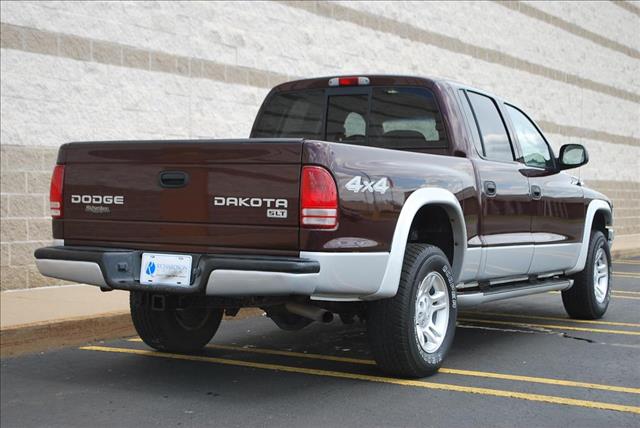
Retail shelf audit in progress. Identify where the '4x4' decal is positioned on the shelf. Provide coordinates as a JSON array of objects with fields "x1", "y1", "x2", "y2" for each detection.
[{"x1": 345, "y1": 176, "x2": 390, "y2": 194}]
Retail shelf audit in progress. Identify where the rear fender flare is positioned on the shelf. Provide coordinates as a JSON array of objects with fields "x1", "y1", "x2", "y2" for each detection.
[{"x1": 364, "y1": 188, "x2": 467, "y2": 299}]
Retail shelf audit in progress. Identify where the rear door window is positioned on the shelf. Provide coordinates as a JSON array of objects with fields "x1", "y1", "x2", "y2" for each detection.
[
  {"x1": 466, "y1": 91, "x2": 514, "y2": 162},
  {"x1": 458, "y1": 89, "x2": 484, "y2": 156}
]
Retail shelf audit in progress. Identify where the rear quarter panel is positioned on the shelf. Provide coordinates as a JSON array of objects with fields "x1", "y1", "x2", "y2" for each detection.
[{"x1": 302, "y1": 141, "x2": 479, "y2": 252}]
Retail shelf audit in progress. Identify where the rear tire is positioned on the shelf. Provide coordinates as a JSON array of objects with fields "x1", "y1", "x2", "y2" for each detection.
[
  {"x1": 367, "y1": 244, "x2": 457, "y2": 378},
  {"x1": 562, "y1": 230, "x2": 611, "y2": 319},
  {"x1": 130, "y1": 291, "x2": 223, "y2": 353}
]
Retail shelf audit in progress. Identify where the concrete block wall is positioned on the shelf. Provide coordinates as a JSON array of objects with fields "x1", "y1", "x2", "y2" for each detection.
[{"x1": 0, "y1": 1, "x2": 638, "y2": 289}]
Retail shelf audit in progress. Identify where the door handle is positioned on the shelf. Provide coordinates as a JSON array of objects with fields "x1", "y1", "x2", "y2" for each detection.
[
  {"x1": 159, "y1": 171, "x2": 189, "y2": 188},
  {"x1": 531, "y1": 184, "x2": 542, "y2": 200},
  {"x1": 484, "y1": 181, "x2": 497, "y2": 197}
]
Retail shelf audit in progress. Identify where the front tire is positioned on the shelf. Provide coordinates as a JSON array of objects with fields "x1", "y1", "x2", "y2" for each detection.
[
  {"x1": 130, "y1": 292, "x2": 223, "y2": 353},
  {"x1": 367, "y1": 244, "x2": 457, "y2": 378},
  {"x1": 562, "y1": 230, "x2": 611, "y2": 319}
]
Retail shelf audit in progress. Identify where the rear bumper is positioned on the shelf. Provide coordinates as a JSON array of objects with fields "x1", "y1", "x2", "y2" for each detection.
[
  {"x1": 34, "y1": 246, "x2": 320, "y2": 295},
  {"x1": 34, "y1": 246, "x2": 390, "y2": 299}
]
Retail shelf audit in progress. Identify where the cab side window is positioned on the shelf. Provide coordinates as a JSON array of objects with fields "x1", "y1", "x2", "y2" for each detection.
[
  {"x1": 466, "y1": 91, "x2": 514, "y2": 162},
  {"x1": 505, "y1": 104, "x2": 554, "y2": 169}
]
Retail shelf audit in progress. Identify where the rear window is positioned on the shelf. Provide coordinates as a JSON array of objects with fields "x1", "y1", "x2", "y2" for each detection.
[
  {"x1": 369, "y1": 87, "x2": 445, "y2": 149},
  {"x1": 251, "y1": 86, "x2": 448, "y2": 150},
  {"x1": 252, "y1": 91, "x2": 324, "y2": 139},
  {"x1": 326, "y1": 94, "x2": 368, "y2": 145}
]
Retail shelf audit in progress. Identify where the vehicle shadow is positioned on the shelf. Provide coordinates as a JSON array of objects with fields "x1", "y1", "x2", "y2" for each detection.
[{"x1": 3, "y1": 310, "x2": 563, "y2": 400}]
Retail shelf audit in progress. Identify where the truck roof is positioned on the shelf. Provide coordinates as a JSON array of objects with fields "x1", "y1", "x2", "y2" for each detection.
[
  {"x1": 272, "y1": 74, "x2": 504, "y2": 104},
  {"x1": 272, "y1": 74, "x2": 444, "y2": 92}
]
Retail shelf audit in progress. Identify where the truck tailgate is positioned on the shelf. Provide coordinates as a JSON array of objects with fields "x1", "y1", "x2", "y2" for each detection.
[{"x1": 58, "y1": 139, "x2": 302, "y2": 253}]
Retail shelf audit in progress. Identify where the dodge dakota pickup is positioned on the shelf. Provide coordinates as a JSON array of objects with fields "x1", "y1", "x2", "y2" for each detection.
[{"x1": 35, "y1": 75, "x2": 614, "y2": 377}]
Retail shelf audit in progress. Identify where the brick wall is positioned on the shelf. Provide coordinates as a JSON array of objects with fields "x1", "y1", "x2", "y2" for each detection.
[
  {"x1": 585, "y1": 180, "x2": 640, "y2": 238},
  {"x1": 0, "y1": 145, "x2": 68, "y2": 289},
  {"x1": 1, "y1": 1, "x2": 638, "y2": 290}
]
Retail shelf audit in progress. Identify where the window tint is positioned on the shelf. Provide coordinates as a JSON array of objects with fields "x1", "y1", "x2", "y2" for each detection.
[
  {"x1": 326, "y1": 94, "x2": 368, "y2": 144},
  {"x1": 505, "y1": 105, "x2": 554, "y2": 169},
  {"x1": 253, "y1": 87, "x2": 448, "y2": 152},
  {"x1": 458, "y1": 90, "x2": 483, "y2": 156},
  {"x1": 369, "y1": 87, "x2": 447, "y2": 149},
  {"x1": 252, "y1": 91, "x2": 324, "y2": 139},
  {"x1": 467, "y1": 92, "x2": 514, "y2": 162}
]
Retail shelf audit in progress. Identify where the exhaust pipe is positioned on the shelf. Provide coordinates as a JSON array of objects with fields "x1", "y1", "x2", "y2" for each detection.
[{"x1": 285, "y1": 302, "x2": 334, "y2": 323}]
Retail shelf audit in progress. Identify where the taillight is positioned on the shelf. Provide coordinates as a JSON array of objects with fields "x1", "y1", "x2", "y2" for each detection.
[
  {"x1": 50, "y1": 165, "x2": 65, "y2": 218},
  {"x1": 300, "y1": 166, "x2": 338, "y2": 229}
]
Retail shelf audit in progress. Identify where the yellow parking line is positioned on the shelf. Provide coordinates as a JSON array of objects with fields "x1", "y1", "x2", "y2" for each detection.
[
  {"x1": 208, "y1": 343, "x2": 377, "y2": 365},
  {"x1": 547, "y1": 291, "x2": 640, "y2": 300},
  {"x1": 205, "y1": 344, "x2": 640, "y2": 395},
  {"x1": 611, "y1": 294, "x2": 640, "y2": 300},
  {"x1": 126, "y1": 340, "x2": 640, "y2": 395},
  {"x1": 80, "y1": 345, "x2": 640, "y2": 414},
  {"x1": 127, "y1": 339, "x2": 373, "y2": 364},
  {"x1": 614, "y1": 272, "x2": 640, "y2": 278},
  {"x1": 614, "y1": 290, "x2": 640, "y2": 295},
  {"x1": 460, "y1": 311, "x2": 640, "y2": 328},
  {"x1": 458, "y1": 318, "x2": 640, "y2": 336},
  {"x1": 614, "y1": 260, "x2": 640, "y2": 265}
]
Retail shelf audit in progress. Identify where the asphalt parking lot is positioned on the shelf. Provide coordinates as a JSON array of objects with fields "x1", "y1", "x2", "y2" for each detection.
[{"x1": 2, "y1": 258, "x2": 639, "y2": 427}]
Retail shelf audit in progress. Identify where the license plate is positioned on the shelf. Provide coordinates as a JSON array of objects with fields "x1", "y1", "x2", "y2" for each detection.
[{"x1": 140, "y1": 253, "x2": 192, "y2": 287}]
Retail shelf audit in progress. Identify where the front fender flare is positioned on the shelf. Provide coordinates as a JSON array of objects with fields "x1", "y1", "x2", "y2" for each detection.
[{"x1": 566, "y1": 200, "x2": 612, "y2": 275}]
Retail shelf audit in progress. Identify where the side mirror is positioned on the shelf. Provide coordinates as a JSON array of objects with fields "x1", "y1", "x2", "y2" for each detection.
[{"x1": 558, "y1": 144, "x2": 588, "y2": 170}]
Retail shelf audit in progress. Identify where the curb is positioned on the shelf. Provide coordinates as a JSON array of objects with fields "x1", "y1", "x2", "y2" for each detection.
[
  {"x1": 0, "y1": 307, "x2": 264, "y2": 358},
  {"x1": 612, "y1": 248, "x2": 640, "y2": 259},
  {"x1": 1, "y1": 311, "x2": 134, "y2": 358}
]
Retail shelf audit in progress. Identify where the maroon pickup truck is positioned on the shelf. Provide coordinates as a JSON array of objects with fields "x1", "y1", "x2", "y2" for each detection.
[{"x1": 35, "y1": 75, "x2": 614, "y2": 377}]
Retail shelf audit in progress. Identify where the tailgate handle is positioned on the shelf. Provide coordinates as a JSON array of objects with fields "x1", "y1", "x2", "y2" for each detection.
[{"x1": 159, "y1": 171, "x2": 189, "y2": 188}]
